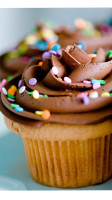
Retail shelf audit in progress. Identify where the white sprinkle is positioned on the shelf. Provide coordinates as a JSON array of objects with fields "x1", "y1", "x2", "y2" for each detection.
[
  {"x1": 32, "y1": 90, "x2": 39, "y2": 99},
  {"x1": 2, "y1": 87, "x2": 7, "y2": 95},
  {"x1": 77, "y1": 44, "x2": 82, "y2": 49},
  {"x1": 66, "y1": 45, "x2": 72, "y2": 52},
  {"x1": 52, "y1": 66, "x2": 58, "y2": 75},
  {"x1": 64, "y1": 76, "x2": 72, "y2": 83},
  {"x1": 89, "y1": 92, "x2": 98, "y2": 99},
  {"x1": 19, "y1": 86, "x2": 26, "y2": 94}
]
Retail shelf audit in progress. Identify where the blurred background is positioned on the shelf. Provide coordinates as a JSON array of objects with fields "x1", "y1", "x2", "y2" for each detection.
[{"x1": 0, "y1": 8, "x2": 112, "y2": 54}]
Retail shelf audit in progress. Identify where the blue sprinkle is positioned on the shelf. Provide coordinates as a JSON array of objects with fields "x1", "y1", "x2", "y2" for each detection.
[
  {"x1": 91, "y1": 79, "x2": 100, "y2": 85},
  {"x1": 15, "y1": 107, "x2": 24, "y2": 112},
  {"x1": 92, "y1": 50, "x2": 97, "y2": 54},
  {"x1": 78, "y1": 41, "x2": 86, "y2": 50},
  {"x1": 108, "y1": 15, "x2": 112, "y2": 26},
  {"x1": 33, "y1": 40, "x2": 48, "y2": 50},
  {"x1": 51, "y1": 44, "x2": 61, "y2": 51},
  {"x1": 30, "y1": 56, "x2": 35, "y2": 61}
]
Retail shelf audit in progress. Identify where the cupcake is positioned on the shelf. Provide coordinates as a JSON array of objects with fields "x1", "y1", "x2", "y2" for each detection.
[
  {"x1": 1, "y1": 41, "x2": 112, "y2": 188},
  {"x1": 0, "y1": 22, "x2": 59, "y2": 81}
]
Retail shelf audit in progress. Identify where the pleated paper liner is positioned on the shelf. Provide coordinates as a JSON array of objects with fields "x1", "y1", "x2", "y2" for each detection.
[
  {"x1": 23, "y1": 135, "x2": 112, "y2": 188},
  {"x1": 4, "y1": 117, "x2": 112, "y2": 188}
]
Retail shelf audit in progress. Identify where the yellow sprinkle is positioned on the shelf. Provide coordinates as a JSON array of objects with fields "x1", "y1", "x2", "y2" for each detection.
[
  {"x1": 25, "y1": 34, "x2": 38, "y2": 45},
  {"x1": 85, "y1": 21, "x2": 94, "y2": 29},
  {"x1": 101, "y1": 92, "x2": 110, "y2": 97},
  {"x1": 35, "y1": 111, "x2": 43, "y2": 115},
  {"x1": 32, "y1": 90, "x2": 39, "y2": 99},
  {"x1": 93, "y1": 30, "x2": 101, "y2": 37},
  {"x1": 41, "y1": 29, "x2": 54, "y2": 38},
  {"x1": 35, "y1": 110, "x2": 51, "y2": 120},
  {"x1": 11, "y1": 85, "x2": 17, "y2": 92}
]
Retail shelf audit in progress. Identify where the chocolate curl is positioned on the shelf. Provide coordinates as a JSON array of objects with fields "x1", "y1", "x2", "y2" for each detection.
[
  {"x1": 62, "y1": 49, "x2": 80, "y2": 69},
  {"x1": 69, "y1": 60, "x2": 112, "y2": 83},
  {"x1": 68, "y1": 44, "x2": 91, "y2": 64},
  {"x1": 91, "y1": 48, "x2": 106, "y2": 63}
]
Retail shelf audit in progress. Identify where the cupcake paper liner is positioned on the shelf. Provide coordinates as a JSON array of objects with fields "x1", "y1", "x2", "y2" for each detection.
[
  {"x1": 4, "y1": 117, "x2": 112, "y2": 188},
  {"x1": 23, "y1": 134, "x2": 112, "y2": 188}
]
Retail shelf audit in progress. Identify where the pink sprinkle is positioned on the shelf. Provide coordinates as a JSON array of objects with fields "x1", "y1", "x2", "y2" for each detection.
[
  {"x1": 22, "y1": 56, "x2": 29, "y2": 62},
  {"x1": 83, "y1": 80, "x2": 91, "y2": 84},
  {"x1": 77, "y1": 92, "x2": 88, "y2": 99},
  {"x1": 93, "y1": 83, "x2": 101, "y2": 90},
  {"x1": 52, "y1": 66, "x2": 58, "y2": 75},
  {"x1": 64, "y1": 77, "x2": 72, "y2": 83},
  {"x1": 0, "y1": 79, "x2": 7, "y2": 92},
  {"x1": 2, "y1": 79, "x2": 7, "y2": 87},
  {"x1": 0, "y1": 84, "x2": 2, "y2": 92}
]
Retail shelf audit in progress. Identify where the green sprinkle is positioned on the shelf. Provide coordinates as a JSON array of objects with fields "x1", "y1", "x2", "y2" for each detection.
[
  {"x1": 99, "y1": 80, "x2": 106, "y2": 85},
  {"x1": 29, "y1": 27, "x2": 38, "y2": 33},
  {"x1": 17, "y1": 44, "x2": 28, "y2": 56},
  {"x1": 5, "y1": 51, "x2": 18, "y2": 60},
  {"x1": 4, "y1": 54, "x2": 10, "y2": 61},
  {"x1": 82, "y1": 29, "x2": 93, "y2": 36},
  {"x1": 11, "y1": 104, "x2": 19, "y2": 108},
  {"x1": 45, "y1": 20, "x2": 56, "y2": 29},
  {"x1": 7, "y1": 94, "x2": 15, "y2": 99},
  {"x1": 107, "y1": 50, "x2": 112, "y2": 57},
  {"x1": 90, "y1": 78, "x2": 94, "y2": 80},
  {"x1": 43, "y1": 94, "x2": 48, "y2": 98},
  {"x1": 110, "y1": 93, "x2": 112, "y2": 96},
  {"x1": 27, "y1": 91, "x2": 33, "y2": 95},
  {"x1": 7, "y1": 76, "x2": 13, "y2": 81}
]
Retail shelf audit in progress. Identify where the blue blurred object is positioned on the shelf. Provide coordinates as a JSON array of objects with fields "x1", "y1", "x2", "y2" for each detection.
[
  {"x1": 78, "y1": 41, "x2": 86, "y2": 50},
  {"x1": 105, "y1": 14, "x2": 112, "y2": 26},
  {"x1": 33, "y1": 40, "x2": 48, "y2": 50},
  {"x1": 92, "y1": 50, "x2": 97, "y2": 54},
  {"x1": 51, "y1": 44, "x2": 61, "y2": 51}
]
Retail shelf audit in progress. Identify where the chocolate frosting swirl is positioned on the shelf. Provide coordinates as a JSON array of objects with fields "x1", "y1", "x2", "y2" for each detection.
[
  {"x1": 0, "y1": 51, "x2": 43, "y2": 81},
  {"x1": 1, "y1": 28, "x2": 112, "y2": 81},
  {"x1": 1, "y1": 44, "x2": 112, "y2": 127}
]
